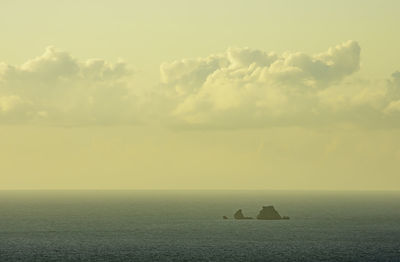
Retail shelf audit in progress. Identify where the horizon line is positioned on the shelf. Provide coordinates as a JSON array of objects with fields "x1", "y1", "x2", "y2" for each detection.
[{"x1": 0, "y1": 188, "x2": 399, "y2": 192}]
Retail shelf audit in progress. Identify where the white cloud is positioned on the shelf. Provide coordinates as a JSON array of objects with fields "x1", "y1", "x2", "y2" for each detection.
[
  {"x1": 382, "y1": 71, "x2": 400, "y2": 114},
  {"x1": 0, "y1": 46, "x2": 139, "y2": 125},
  {"x1": 1, "y1": 42, "x2": 400, "y2": 128},
  {"x1": 0, "y1": 95, "x2": 23, "y2": 113},
  {"x1": 384, "y1": 100, "x2": 400, "y2": 114},
  {"x1": 160, "y1": 41, "x2": 400, "y2": 128}
]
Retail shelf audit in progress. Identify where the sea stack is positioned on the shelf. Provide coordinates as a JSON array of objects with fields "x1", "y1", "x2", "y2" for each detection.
[
  {"x1": 233, "y1": 209, "x2": 253, "y2": 219},
  {"x1": 256, "y1": 206, "x2": 289, "y2": 220}
]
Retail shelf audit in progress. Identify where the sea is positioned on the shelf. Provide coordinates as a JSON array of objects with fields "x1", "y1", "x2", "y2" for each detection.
[{"x1": 0, "y1": 190, "x2": 399, "y2": 261}]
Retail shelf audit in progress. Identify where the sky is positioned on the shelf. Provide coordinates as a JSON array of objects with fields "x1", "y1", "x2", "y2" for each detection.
[{"x1": 1, "y1": 0, "x2": 400, "y2": 190}]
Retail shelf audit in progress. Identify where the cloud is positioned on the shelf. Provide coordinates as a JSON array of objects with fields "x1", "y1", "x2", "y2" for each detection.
[
  {"x1": 384, "y1": 100, "x2": 400, "y2": 114},
  {"x1": 0, "y1": 95, "x2": 23, "y2": 112},
  {"x1": 383, "y1": 71, "x2": 400, "y2": 114},
  {"x1": 160, "y1": 41, "x2": 400, "y2": 128},
  {"x1": 1, "y1": 42, "x2": 400, "y2": 128},
  {"x1": 0, "y1": 46, "x2": 138, "y2": 125}
]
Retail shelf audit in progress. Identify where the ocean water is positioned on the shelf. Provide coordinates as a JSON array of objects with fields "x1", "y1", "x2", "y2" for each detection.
[{"x1": 0, "y1": 191, "x2": 399, "y2": 261}]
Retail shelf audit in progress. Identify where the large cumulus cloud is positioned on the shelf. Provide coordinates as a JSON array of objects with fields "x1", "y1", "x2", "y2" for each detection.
[
  {"x1": 0, "y1": 46, "x2": 138, "y2": 125},
  {"x1": 161, "y1": 41, "x2": 400, "y2": 128},
  {"x1": 1, "y1": 42, "x2": 400, "y2": 128}
]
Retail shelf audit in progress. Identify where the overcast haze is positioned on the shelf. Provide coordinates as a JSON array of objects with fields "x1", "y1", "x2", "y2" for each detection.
[{"x1": 1, "y1": 0, "x2": 400, "y2": 190}]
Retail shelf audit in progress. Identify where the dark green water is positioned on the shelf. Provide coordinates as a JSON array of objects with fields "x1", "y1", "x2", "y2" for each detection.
[{"x1": 0, "y1": 191, "x2": 399, "y2": 261}]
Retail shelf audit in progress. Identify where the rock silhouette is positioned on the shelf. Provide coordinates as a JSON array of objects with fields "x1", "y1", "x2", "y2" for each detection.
[
  {"x1": 233, "y1": 209, "x2": 253, "y2": 219},
  {"x1": 224, "y1": 206, "x2": 289, "y2": 220},
  {"x1": 256, "y1": 206, "x2": 289, "y2": 220}
]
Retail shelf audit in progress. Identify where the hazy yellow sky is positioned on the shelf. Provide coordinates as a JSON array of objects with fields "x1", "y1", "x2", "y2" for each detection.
[{"x1": 1, "y1": 0, "x2": 400, "y2": 190}]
